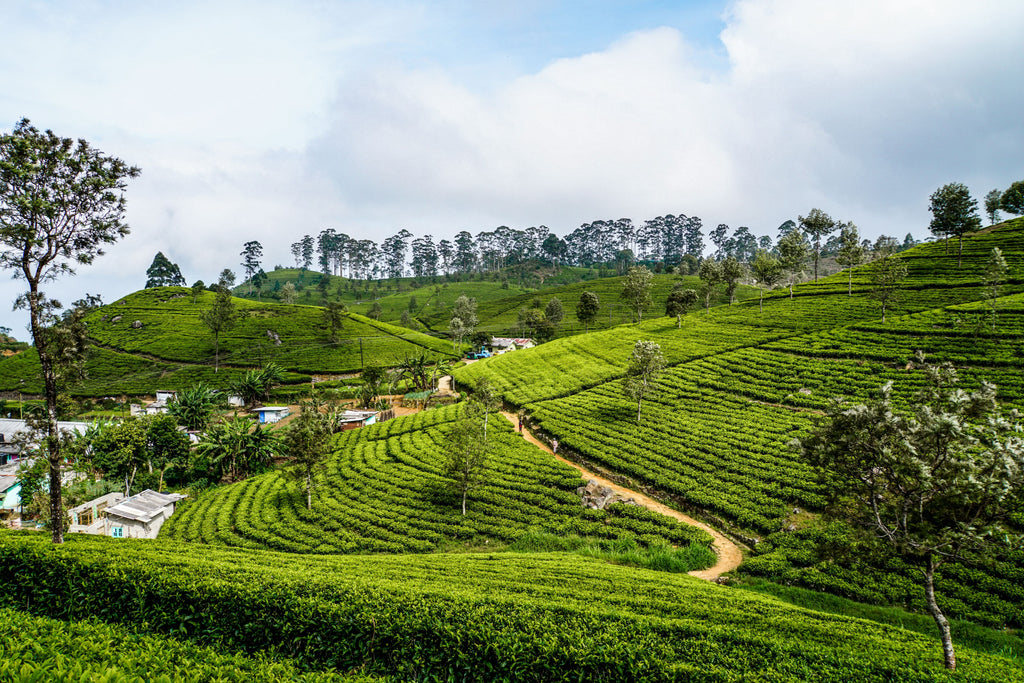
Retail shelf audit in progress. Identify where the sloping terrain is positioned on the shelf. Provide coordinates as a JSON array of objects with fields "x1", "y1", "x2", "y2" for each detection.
[
  {"x1": 1, "y1": 532, "x2": 1021, "y2": 682},
  {"x1": 0, "y1": 287, "x2": 458, "y2": 396},
  {"x1": 453, "y1": 217, "x2": 1024, "y2": 627},
  {"x1": 163, "y1": 403, "x2": 713, "y2": 557}
]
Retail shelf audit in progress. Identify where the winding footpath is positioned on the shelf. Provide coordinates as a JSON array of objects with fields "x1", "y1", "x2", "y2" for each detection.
[{"x1": 500, "y1": 411, "x2": 743, "y2": 581}]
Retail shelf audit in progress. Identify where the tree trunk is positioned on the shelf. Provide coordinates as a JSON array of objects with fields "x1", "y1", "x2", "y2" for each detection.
[
  {"x1": 461, "y1": 488, "x2": 467, "y2": 516},
  {"x1": 882, "y1": 303, "x2": 886, "y2": 324},
  {"x1": 789, "y1": 283, "x2": 794, "y2": 299},
  {"x1": 848, "y1": 271, "x2": 853, "y2": 296},
  {"x1": 814, "y1": 252, "x2": 819, "y2": 282},
  {"x1": 759, "y1": 288, "x2": 763, "y2": 314},
  {"x1": 636, "y1": 397, "x2": 642, "y2": 423},
  {"x1": 924, "y1": 555, "x2": 957, "y2": 671},
  {"x1": 214, "y1": 333, "x2": 220, "y2": 373},
  {"x1": 306, "y1": 471, "x2": 312, "y2": 509},
  {"x1": 27, "y1": 290, "x2": 64, "y2": 545},
  {"x1": 958, "y1": 236, "x2": 963, "y2": 267}
]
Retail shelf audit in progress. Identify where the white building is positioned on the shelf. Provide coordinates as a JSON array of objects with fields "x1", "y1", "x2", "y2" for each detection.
[
  {"x1": 253, "y1": 406, "x2": 290, "y2": 423},
  {"x1": 68, "y1": 491, "x2": 125, "y2": 535},
  {"x1": 104, "y1": 489, "x2": 187, "y2": 539}
]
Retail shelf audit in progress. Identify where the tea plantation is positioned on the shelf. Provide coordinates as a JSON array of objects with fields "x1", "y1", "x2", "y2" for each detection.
[{"x1": 1, "y1": 532, "x2": 1022, "y2": 681}]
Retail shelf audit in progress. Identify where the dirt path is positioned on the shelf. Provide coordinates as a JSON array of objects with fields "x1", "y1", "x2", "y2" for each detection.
[{"x1": 500, "y1": 411, "x2": 743, "y2": 581}]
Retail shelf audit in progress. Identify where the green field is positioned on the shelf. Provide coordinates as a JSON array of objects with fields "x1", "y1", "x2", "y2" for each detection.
[
  {"x1": 1, "y1": 532, "x2": 1021, "y2": 682},
  {"x1": 164, "y1": 403, "x2": 713, "y2": 557}
]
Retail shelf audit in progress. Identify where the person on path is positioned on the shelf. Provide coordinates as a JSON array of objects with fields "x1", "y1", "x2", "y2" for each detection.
[
  {"x1": 551, "y1": 439, "x2": 558, "y2": 454},
  {"x1": 518, "y1": 416, "x2": 523, "y2": 433}
]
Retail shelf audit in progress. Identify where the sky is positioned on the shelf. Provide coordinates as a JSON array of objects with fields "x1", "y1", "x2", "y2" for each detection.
[{"x1": 1, "y1": 0, "x2": 1022, "y2": 335}]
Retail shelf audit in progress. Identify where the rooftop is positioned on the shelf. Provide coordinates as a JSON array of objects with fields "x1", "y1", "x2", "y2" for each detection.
[{"x1": 105, "y1": 489, "x2": 187, "y2": 524}]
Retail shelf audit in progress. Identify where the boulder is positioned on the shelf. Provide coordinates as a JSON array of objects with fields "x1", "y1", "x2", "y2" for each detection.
[
  {"x1": 131, "y1": 320, "x2": 143, "y2": 329},
  {"x1": 111, "y1": 316, "x2": 122, "y2": 323},
  {"x1": 576, "y1": 478, "x2": 639, "y2": 510},
  {"x1": 266, "y1": 329, "x2": 282, "y2": 346}
]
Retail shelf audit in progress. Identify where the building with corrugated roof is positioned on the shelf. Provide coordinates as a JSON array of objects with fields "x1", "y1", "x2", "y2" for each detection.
[{"x1": 104, "y1": 489, "x2": 187, "y2": 539}]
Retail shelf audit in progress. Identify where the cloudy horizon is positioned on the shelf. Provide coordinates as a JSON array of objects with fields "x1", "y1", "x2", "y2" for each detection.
[{"x1": 2, "y1": 0, "x2": 1022, "y2": 335}]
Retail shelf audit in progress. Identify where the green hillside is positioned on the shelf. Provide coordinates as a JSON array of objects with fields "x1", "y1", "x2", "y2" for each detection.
[
  {"x1": 0, "y1": 286, "x2": 459, "y2": 396},
  {"x1": 1, "y1": 532, "x2": 1020, "y2": 682},
  {"x1": 453, "y1": 216, "x2": 1024, "y2": 628},
  {"x1": 164, "y1": 403, "x2": 712, "y2": 557}
]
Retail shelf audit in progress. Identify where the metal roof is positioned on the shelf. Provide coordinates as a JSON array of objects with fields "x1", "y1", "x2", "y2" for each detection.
[
  {"x1": 105, "y1": 489, "x2": 186, "y2": 524},
  {"x1": 0, "y1": 418, "x2": 92, "y2": 449},
  {"x1": 0, "y1": 475, "x2": 17, "y2": 493}
]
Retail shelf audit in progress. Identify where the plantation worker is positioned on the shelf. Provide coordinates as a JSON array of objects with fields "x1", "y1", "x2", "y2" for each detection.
[
  {"x1": 518, "y1": 416, "x2": 524, "y2": 433},
  {"x1": 551, "y1": 439, "x2": 558, "y2": 454}
]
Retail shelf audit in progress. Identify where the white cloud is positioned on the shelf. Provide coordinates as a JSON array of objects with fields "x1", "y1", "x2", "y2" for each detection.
[{"x1": 2, "y1": 0, "x2": 1023, "y2": 333}]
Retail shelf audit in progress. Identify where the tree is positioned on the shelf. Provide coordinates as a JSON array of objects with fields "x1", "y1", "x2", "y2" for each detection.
[
  {"x1": 200, "y1": 288, "x2": 240, "y2": 372},
  {"x1": 445, "y1": 401, "x2": 489, "y2": 516},
  {"x1": 777, "y1": 230, "x2": 809, "y2": 299},
  {"x1": 449, "y1": 295, "x2": 477, "y2": 352},
  {"x1": 239, "y1": 240, "x2": 263, "y2": 294},
  {"x1": 283, "y1": 402, "x2": 337, "y2": 509},
  {"x1": 575, "y1": 291, "x2": 600, "y2": 333},
  {"x1": 834, "y1": 223, "x2": 866, "y2": 295},
  {"x1": 867, "y1": 254, "x2": 908, "y2": 323},
  {"x1": 218, "y1": 268, "x2": 236, "y2": 289},
  {"x1": 88, "y1": 418, "x2": 148, "y2": 496},
  {"x1": 544, "y1": 297, "x2": 564, "y2": 328},
  {"x1": 229, "y1": 363, "x2": 284, "y2": 408},
  {"x1": 1001, "y1": 180, "x2": 1024, "y2": 216},
  {"x1": 321, "y1": 302, "x2": 347, "y2": 342},
  {"x1": 144, "y1": 252, "x2": 185, "y2": 288},
  {"x1": 368, "y1": 301, "x2": 383, "y2": 320},
  {"x1": 928, "y1": 183, "x2": 981, "y2": 265},
  {"x1": 665, "y1": 284, "x2": 697, "y2": 328},
  {"x1": 798, "y1": 208, "x2": 837, "y2": 282},
  {"x1": 145, "y1": 414, "x2": 191, "y2": 492},
  {"x1": 749, "y1": 250, "x2": 782, "y2": 314},
  {"x1": 280, "y1": 281, "x2": 297, "y2": 304},
  {"x1": 622, "y1": 341, "x2": 664, "y2": 423},
  {"x1": 720, "y1": 256, "x2": 744, "y2": 304},
  {"x1": 697, "y1": 259, "x2": 722, "y2": 312},
  {"x1": 798, "y1": 355, "x2": 1024, "y2": 671},
  {"x1": 0, "y1": 118, "x2": 139, "y2": 544},
  {"x1": 620, "y1": 265, "x2": 653, "y2": 323},
  {"x1": 982, "y1": 247, "x2": 1008, "y2": 330},
  {"x1": 984, "y1": 189, "x2": 1002, "y2": 225},
  {"x1": 190, "y1": 280, "x2": 205, "y2": 303},
  {"x1": 168, "y1": 383, "x2": 218, "y2": 431},
  {"x1": 194, "y1": 416, "x2": 279, "y2": 482}
]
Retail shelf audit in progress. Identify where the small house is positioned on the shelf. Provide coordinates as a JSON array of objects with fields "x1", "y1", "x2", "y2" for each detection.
[
  {"x1": 155, "y1": 390, "x2": 177, "y2": 403},
  {"x1": 489, "y1": 337, "x2": 536, "y2": 354},
  {"x1": 0, "y1": 475, "x2": 20, "y2": 512},
  {"x1": 68, "y1": 491, "x2": 125, "y2": 535},
  {"x1": 227, "y1": 394, "x2": 245, "y2": 408},
  {"x1": 104, "y1": 489, "x2": 187, "y2": 539},
  {"x1": 254, "y1": 406, "x2": 290, "y2": 424},
  {"x1": 0, "y1": 418, "x2": 92, "y2": 465},
  {"x1": 338, "y1": 410, "x2": 378, "y2": 431}
]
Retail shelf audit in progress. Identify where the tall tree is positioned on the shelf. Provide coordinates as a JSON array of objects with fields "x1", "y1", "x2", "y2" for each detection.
[
  {"x1": 665, "y1": 283, "x2": 698, "y2": 328},
  {"x1": 445, "y1": 401, "x2": 489, "y2": 516},
  {"x1": 720, "y1": 256, "x2": 744, "y2": 304},
  {"x1": 0, "y1": 118, "x2": 139, "y2": 544},
  {"x1": 867, "y1": 254, "x2": 907, "y2": 323},
  {"x1": 1000, "y1": 180, "x2": 1024, "y2": 215},
  {"x1": 750, "y1": 250, "x2": 782, "y2": 314},
  {"x1": 280, "y1": 281, "x2": 297, "y2": 304},
  {"x1": 144, "y1": 251, "x2": 185, "y2": 288},
  {"x1": 190, "y1": 280, "x2": 205, "y2": 303},
  {"x1": 984, "y1": 189, "x2": 1002, "y2": 225},
  {"x1": 777, "y1": 230, "x2": 809, "y2": 299},
  {"x1": 544, "y1": 297, "x2": 564, "y2": 328},
  {"x1": 622, "y1": 340, "x2": 664, "y2": 423},
  {"x1": 798, "y1": 208, "x2": 837, "y2": 282},
  {"x1": 929, "y1": 183, "x2": 981, "y2": 265},
  {"x1": 834, "y1": 222, "x2": 866, "y2": 295},
  {"x1": 240, "y1": 240, "x2": 263, "y2": 294},
  {"x1": 321, "y1": 302, "x2": 347, "y2": 343},
  {"x1": 697, "y1": 258, "x2": 723, "y2": 312},
  {"x1": 982, "y1": 247, "x2": 1008, "y2": 331},
  {"x1": 620, "y1": 265, "x2": 654, "y2": 323},
  {"x1": 283, "y1": 401, "x2": 338, "y2": 509},
  {"x1": 575, "y1": 291, "x2": 600, "y2": 333},
  {"x1": 218, "y1": 268, "x2": 236, "y2": 289},
  {"x1": 299, "y1": 234, "x2": 315, "y2": 270},
  {"x1": 449, "y1": 295, "x2": 477, "y2": 352},
  {"x1": 200, "y1": 287, "x2": 240, "y2": 372},
  {"x1": 799, "y1": 355, "x2": 1024, "y2": 671}
]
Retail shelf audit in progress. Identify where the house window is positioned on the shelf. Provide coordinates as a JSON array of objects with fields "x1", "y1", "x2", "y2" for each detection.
[
  {"x1": 79, "y1": 509, "x2": 93, "y2": 526},
  {"x1": 111, "y1": 526, "x2": 123, "y2": 538}
]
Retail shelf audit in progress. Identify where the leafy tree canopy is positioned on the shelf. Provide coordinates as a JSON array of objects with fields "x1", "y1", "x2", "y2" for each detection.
[{"x1": 144, "y1": 251, "x2": 185, "y2": 288}]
